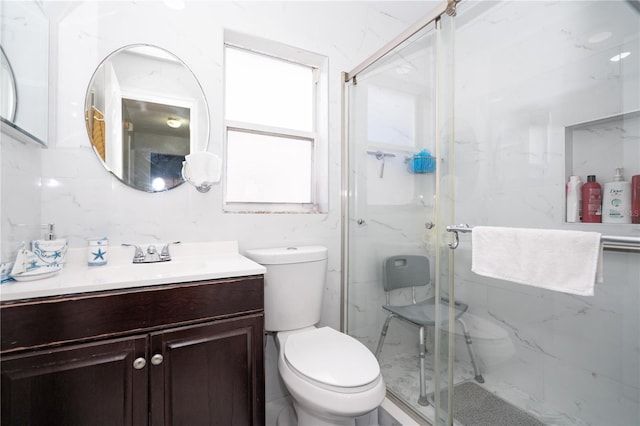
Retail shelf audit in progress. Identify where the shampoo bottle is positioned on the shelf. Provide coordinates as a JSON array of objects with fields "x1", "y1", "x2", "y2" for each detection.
[
  {"x1": 632, "y1": 175, "x2": 640, "y2": 224},
  {"x1": 602, "y1": 168, "x2": 631, "y2": 224},
  {"x1": 581, "y1": 175, "x2": 602, "y2": 223},
  {"x1": 566, "y1": 175, "x2": 582, "y2": 223}
]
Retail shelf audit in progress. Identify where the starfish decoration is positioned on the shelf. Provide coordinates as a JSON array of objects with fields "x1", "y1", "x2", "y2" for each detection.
[{"x1": 92, "y1": 248, "x2": 106, "y2": 261}]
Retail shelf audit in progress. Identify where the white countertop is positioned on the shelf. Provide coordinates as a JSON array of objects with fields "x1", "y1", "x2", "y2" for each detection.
[{"x1": 0, "y1": 241, "x2": 266, "y2": 302}]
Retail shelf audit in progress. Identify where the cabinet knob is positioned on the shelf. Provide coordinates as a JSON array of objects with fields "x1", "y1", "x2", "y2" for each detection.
[
  {"x1": 133, "y1": 357, "x2": 147, "y2": 370},
  {"x1": 151, "y1": 354, "x2": 164, "y2": 365}
]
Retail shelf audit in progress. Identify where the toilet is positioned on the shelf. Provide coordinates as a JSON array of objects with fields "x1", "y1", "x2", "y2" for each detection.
[{"x1": 245, "y1": 246, "x2": 386, "y2": 426}]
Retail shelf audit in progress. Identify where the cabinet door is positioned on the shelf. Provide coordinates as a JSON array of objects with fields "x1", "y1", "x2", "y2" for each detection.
[
  {"x1": 1, "y1": 335, "x2": 148, "y2": 426},
  {"x1": 150, "y1": 314, "x2": 264, "y2": 426}
]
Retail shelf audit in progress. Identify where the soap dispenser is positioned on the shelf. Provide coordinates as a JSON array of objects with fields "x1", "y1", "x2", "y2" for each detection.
[
  {"x1": 45, "y1": 224, "x2": 56, "y2": 240},
  {"x1": 602, "y1": 168, "x2": 631, "y2": 224}
]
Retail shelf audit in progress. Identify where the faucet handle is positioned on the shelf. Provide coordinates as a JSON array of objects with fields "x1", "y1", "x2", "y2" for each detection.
[
  {"x1": 122, "y1": 243, "x2": 145, "y2": 262},
  {"x1": 160, "y1": 241, "x2": 181, "y2": 261}
]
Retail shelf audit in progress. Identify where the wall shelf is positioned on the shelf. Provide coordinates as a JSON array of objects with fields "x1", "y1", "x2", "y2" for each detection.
[{"x1": 564, "y1": 110, "x2": 639, "y2": 225}]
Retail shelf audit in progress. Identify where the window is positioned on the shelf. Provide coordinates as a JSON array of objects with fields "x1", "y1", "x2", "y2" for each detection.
[
  {"x1": 367, "y1": 85, "x2": 416, "y2": 148},
  {"x1": 224, "y1": 31, "x2": 328, "y2": 212}
]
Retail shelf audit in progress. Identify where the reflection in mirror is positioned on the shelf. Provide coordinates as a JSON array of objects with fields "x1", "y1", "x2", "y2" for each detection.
[
  {"x1": 85, "y1": 44, "x2": 209, "y2": 192},
  {"x1": 0, "y1": 46, "x2": 17, "y2": 122}
]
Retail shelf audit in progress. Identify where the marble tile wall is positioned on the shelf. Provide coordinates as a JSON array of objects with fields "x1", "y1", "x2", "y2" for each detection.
[
  {"x1": 0, "y1": 135, "x2": 42, "y2": 268},
  {"x1": 451, "y1": 2, "x2": 639, "y2": 424}
]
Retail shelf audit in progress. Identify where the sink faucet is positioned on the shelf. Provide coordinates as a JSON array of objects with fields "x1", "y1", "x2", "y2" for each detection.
[
  {"x1": 122, "y1": 243, "x2": 145, "y2": 263},
  {"x1": 160, "y1": 241, "x2": 180, "y2": 261},
  {"x1": 146, "y1": 245, "x2": 160, "y2": 263},
  {"x1": 123, "y1": 241, "x2": 181, "y2": 263}
]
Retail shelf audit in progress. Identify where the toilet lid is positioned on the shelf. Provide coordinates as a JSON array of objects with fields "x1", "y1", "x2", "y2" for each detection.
[{"x1": 284, "y1": 327, "x2": 380, "y2": 388}]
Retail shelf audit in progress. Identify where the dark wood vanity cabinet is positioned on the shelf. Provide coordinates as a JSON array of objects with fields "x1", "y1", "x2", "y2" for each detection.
[{"x1": 0, "y1": 276, "x2": 265, "y2": 426}]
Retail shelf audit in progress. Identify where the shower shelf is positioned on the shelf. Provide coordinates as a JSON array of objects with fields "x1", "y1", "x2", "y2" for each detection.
[
  {"x1": 405, "y1": 154, "x2": 436, "y2": 174},
  {"x1": 564, "y1": 110, "x2": 639, "y2": 225}
]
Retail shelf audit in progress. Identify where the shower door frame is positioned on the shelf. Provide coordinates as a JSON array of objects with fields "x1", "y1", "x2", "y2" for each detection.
[{"x1": 341, "y1": 1, "x2": 459, "y2": 424}]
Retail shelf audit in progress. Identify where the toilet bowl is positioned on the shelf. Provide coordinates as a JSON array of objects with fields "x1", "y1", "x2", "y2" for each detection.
[
  {"x1": 245, "y1": 246, "x2": 386, "y2": 426},
  {"x1": 277, "y1": 327, "x2": 386, "y2": 426}
]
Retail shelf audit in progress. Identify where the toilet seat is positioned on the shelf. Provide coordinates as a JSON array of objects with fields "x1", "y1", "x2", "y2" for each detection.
[{"x1": 283, "y1": 327, "x2": 380, "y2": 392}]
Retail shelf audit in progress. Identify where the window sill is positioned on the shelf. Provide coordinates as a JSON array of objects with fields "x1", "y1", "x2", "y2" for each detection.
[{"x1": 223, "y1": 203, "x2": 324, "y2": 214}]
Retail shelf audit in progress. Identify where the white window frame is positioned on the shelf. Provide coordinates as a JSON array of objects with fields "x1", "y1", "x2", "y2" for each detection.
[{"x1": 223, "y1": 30, "x2": 328, "y2": 213}]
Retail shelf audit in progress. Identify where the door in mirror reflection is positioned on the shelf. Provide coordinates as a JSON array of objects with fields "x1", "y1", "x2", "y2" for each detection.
[{"x1": 121, "y1": 99, "x2": 190, "y2": 192}]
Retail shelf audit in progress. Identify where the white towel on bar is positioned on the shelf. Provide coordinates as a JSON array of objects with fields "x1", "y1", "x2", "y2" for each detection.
[{"x1": 471, "y1": 226, "x2": 603, "y2": 296}]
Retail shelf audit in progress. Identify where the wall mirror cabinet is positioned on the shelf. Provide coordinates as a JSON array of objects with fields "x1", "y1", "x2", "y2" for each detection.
[
  {"x1": 84, "y1": 44, "x2": 210, "y2": 193},
  {"x1": 0, "y1": 1, "x2": 49, "y2": 146}
]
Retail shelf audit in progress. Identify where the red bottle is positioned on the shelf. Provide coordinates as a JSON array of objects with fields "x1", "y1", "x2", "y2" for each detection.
[
  {"x1": 632, "y1": 175, "x2": 640, "y2": 224},
  {"x1": 582, "y1": 175, "x2": 602, "y2": 223}
]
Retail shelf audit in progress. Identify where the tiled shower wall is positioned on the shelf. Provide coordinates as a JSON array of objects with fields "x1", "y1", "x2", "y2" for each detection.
[{"x1": 348, "y1": 2, "x2": 639, "y2": 425}]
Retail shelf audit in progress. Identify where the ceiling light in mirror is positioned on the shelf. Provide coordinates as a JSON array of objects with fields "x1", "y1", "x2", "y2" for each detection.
[
  {"x1": 610, "y1": 51, "x2": 631, "y2": 62},
  {"x1": 84, "y1": 44, "x2": 209, "y2": 193},
  {"x1": 166, "y1": 117, "x2": 182, "y2": 128}
]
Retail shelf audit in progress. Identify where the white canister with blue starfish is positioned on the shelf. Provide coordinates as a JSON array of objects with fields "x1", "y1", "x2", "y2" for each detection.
[{"x1": 88, "y1": 237, "x2": 108, "y2": 266}]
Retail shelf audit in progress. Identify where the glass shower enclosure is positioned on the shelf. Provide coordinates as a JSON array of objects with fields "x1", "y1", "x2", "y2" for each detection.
[
  {"x1": 343, "y1": 4, "x2": 458, "y2": 424},
  {"x1": 344, "y1": 1, "x2": 639, "y2": 425}
]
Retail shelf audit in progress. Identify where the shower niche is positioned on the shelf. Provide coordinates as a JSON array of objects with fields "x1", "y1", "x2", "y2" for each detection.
[{"x1": 564, "y1": 110, "x2": 640, "y2": 225}]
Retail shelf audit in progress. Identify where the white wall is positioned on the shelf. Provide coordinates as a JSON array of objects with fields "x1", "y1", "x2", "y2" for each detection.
[
  {"x1": 0, "y1": 135, "x2": 43, "y2": 269},
  {"x1": 46, "y1": 0, "x2": 438, "y2": 325}
]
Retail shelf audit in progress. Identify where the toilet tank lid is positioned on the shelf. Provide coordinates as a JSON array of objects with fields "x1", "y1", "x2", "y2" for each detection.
[{"x1": 245, "y1": 246, "x2": 327, "y2": 264}]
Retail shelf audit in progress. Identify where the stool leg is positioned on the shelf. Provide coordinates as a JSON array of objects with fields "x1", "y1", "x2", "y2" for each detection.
[
  {"x1": 456, "y1": 318, "x2": 484, "y2": 383},
  {"x1": 375, "y1": 314, "x2": 394, "y2": 359},
  {"x1": 418, "y1": 325, "x2": 428, "y2": 406}
]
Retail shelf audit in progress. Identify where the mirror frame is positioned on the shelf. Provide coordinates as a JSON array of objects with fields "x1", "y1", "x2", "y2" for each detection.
[
  {"x1": 84, "y1": 44, "x2": 210, "y2": 192},
  {"x1": 0, "y1": 46, "x2": 18, "y2": 123}
]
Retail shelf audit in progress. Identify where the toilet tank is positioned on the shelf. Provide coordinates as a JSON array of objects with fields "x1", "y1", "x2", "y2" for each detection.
[{"x1": 245, "y1": 246, "x2": 328, "y2": 332}]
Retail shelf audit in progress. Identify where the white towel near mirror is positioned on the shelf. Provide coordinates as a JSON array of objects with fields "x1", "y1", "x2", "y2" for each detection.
[{"x1": 182, "y1": 152, "x2": 222, "y2": 193}]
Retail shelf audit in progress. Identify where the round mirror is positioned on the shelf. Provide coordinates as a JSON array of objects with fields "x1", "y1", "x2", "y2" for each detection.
[
  {"x1": 84, "y1": 44, "x2": 209, "y2": 192},
  {"x1": 1, "y1": 46, "x2": 18, "y2": 123}
]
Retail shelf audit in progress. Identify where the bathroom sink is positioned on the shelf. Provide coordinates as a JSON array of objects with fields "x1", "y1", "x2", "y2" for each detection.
[
  {"x1": 0, "y1": 241, "x2": 266, "y2": 302},
  {"x1": 84, "y1": 259, "x2": 209, "y2": 282}
]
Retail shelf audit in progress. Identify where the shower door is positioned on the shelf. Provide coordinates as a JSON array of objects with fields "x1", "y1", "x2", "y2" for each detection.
[{"x1": 344, "y1": 13, "x2": 457, "y2": 425}]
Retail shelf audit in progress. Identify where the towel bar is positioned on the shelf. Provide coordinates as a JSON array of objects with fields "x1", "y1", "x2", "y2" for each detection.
[{"x1": 445, "y1": 224, "x2": 640, "y2": 251}]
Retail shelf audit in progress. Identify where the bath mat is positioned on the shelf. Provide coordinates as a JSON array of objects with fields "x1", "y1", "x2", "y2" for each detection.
[{"x1": 429, "y1": 381, "x2": 545, "y2": 426}]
